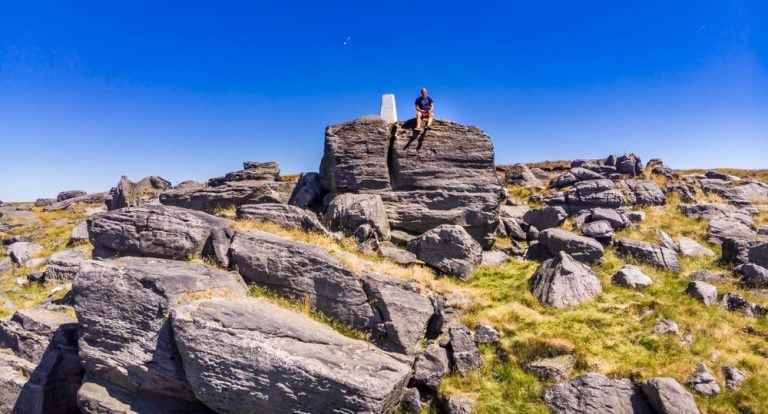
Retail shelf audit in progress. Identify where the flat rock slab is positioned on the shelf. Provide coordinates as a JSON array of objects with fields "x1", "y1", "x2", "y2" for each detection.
[
  {"x1": 171, "y1": 297, "x2": 412, "y2": 414},
  {"x1": 236, "y1": 203, "x2": 326, "y2": 233},
  {"x1": 74, "y1": 257, "x2": 248, "y2": 403},
  {"x1": 159, "y1": 181, "x2": 294, "y2": 213}
]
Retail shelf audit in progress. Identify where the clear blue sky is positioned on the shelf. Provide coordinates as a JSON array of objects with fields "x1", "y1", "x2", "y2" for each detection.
[{"x1": 1, "y1": 1, "x2": 766, "y2": 201}]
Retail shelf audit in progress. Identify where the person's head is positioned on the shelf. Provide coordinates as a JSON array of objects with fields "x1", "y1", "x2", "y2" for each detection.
[{"x1": 420, "y1": 88, "x2": 427, "y2": 97}]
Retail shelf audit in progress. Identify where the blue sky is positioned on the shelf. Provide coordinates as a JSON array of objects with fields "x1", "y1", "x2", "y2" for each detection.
[{"x1": 1, "y1": 1, "x2": 766, "y2": 201}]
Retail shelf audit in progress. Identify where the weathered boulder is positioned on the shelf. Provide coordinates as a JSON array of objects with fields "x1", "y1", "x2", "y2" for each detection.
[
  {"x1": 685, "y1": 364, "x2": 720, "y2": 395},
  {"x1": 106, "y1": 176, "x2": 172, "y2": 210},
  {"x1": 443, "y1": 395, "x2": 477, "y2": 414},
  {"x1": 69, "y1": 221, "x2": 89, "y2": 244},
  {"x1": 679, "y1": 202, "x2": 738, "y2": 219},
  {"x1": 229, "y1": 231, "x2": 434, "y2": 354},
  {"x1": 0, "y1": 350, "x2": 35, "y2": 413},
  {"x1": 319, "y1": 117, "x2": 502, "y2": 248},
  {"x1": 324, "y1": 193, "x2": 390, "y2": 239},
  {"x1": 689, "y1": 269, "x2": 726, "y2": 283},
  {"x1": 41, "y1": 249, "x2": 87, "y2": 281},
  {"x1": 737, "y1": 181, "x2": 768, "y2": 202},
  {"x1": 229, "y1": 230, "x2": 375, "y2": 325},
  {"x1": 544, "y1": 373, "x2": 652, "y2": 414},
  {"x1": 686, "y1": 281, "x2": 718, "y2": 306},
  {"x1": 407, "y1": 225, "x2": 482, "y2": 280},
  {"x1": 207, "y1": 161, "x2": 280, "y2": 186},
  {"x1": 413, "y1": 343, "x2": 450, "y2": 393},
  {"x1": 616, "y1": 238, "x2": 681, "y2": 272},
  {"x1": 380, "y1": 246, "x2": 418, "y2": 265},
  {"x1": 678, "y1": 237, "x2": 715, "y2": 257},
  {"x1": 616, "y1": 153, "x2": 644, "y2": 176},
  {"x1": 74, "y1": 257, "x2": 248, "y2": 407},
  {"x1": 538, "y1": 228, "x2": 604, "y2": 264},
  {"x1": 481, "y1": 250, "x2": 509, "y2": 266},
  {"x1": 640, "y1": 377, "x2": 700, "y2": 414},
  {"x1": 529, "y1": 251, "x2": 602, "y2": 308},
  {"x1": 522, "y1": 206, "x2": 567, "y2": 231},
  {"x1": 8, "y1": 241, "x2": 43, "y2": 266},
  {"x1": 287, "y1": 172, "x2": 323, "y2": 209},
  {"x1": 57, "y1": 190, "x2": 87, "y2": 202},
  {"x1": 748, "y1": 242, "x2": 768, "y2": 268},
  {"x1": 736, "y1": 263, "x2": 768, "y2": 288},
  {"x1": 699, "y1": 179, "x2": 755, "y2": 211},
  {"x1": 581, "y1": 220, "x2": 615, "y2": 242},
  {"x1": 587, "y1": 207, "x2": 630, "y2": 230},
  {"x1": 657, "y1": 229, "x2": 678, "y2": 252},
  {"x1": 88, "y1": 205, "x2": 232, "y2": 266},
  {"x1": 474, "y1": 324, "x2": 500, "y2": 344},
  {"x1": 526, "y1": 354, "x2": 576, "y2": 382},
  {"x1": 561, "y1": 179, "x2": 626, "y2": 211},
  {"x1": 0, "y1": 307, "x2": 83, "y2": 414},
  {"x1": 612, "y1": 265, "x2": 653, "y2": 289},
  {"x1": 722, "y1": 366, "x2": 747, "y2": 390},
  {"x1": 319, "y1": 116, "x2": 393, "y2": 193},
  {"x1": 159, "y1": 181, "x2": 294, "y2": 213},
  {"x1": 505, "y1": 164, "x2": 544, "y2": 188},
  {"x1": 236, "y1": 203, "x2": 326, "y2": 233},
  {"x1": 624, "y1": 179, "x2": 666, "y2": 205},
  {"x1": 448, "y1": 325, "x2": 482, "y2": 374},
  {"x1": 171, "y1": 297, "x2": 411, "y2": 414},
  {"x1": 708, "y1": 215, "x2": 756, "y2": 245},
  {"x1": 722, "y1": 238, "x2": 761, "y2": 264},
  {"x1": 362, "y1": 273, "x2": 434, "y2": 355}
]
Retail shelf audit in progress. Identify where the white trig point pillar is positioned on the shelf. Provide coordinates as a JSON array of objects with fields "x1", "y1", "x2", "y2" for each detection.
[{"x1": 379, "y1": 94, "x2": 397, "y2": 122}]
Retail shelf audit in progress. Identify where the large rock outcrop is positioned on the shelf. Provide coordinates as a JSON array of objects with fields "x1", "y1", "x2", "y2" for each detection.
[
  {"x1": 73, "y1": 257, "x2": 248, "y2": 410},
  {"x1": 171, "y1": 297, "x2": 412, "y2": 414},
  {"x1": 106, "y1": 176, "x2": 172, "y2": 210},
  {"x1": 319, "y1": 117, "x2": 501, "y2": 248}
]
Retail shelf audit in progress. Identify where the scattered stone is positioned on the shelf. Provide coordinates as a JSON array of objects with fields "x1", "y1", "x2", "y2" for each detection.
[
  {"x1": 581, "y1": 220, "x2": 614, "y2": 242},
  {"x1": 526, "y1": 354, "x2": 576, "y2": 382},
  {"x1": 443, "y1": 395, "x2": 477, "y2": 414},
  {"x1": 449, "y1": 325, "x2": 482, "y2": 374},
  {"x1": 538, "y1": 228, "x2": 605, "y2": 264},
  {"x1": 474, "y1": 324, "x2": 500, "y2": 344},
  {"x1": 529, "y1": 251, "x2": 602, "y2": 308},
  {"x1": 640, "y1": 377, "x2": 700, "y2": 414},
  {"x1": 657, "y1": 229, "x2": 678, "y2": 251},
  {"x1": 522, "y1": 206, "x2": 567, "y2": 230},
  {"x1": 171, "y1": 297, "x2": 411, "y2": 414},
  {"x1": 544, "y1": 372, "x2": 652, "y2": 414},
  {"x1": 612, "y1": 264, "x2": 653, "y2": 289},
  {"x1": 686, "y1": 281, "x2": 718, "y2": 306},
  {"x1": 721, "y1": 292, "x2": 754, "y2": 315},
  {"x1": 722, "y1": 238, "x2": 761, "y2": 264},
  {"x1": 736, "y1": 263, "x2": 768, "y2": 288},
  {"x1": 70, "y1": 221, "x2": 89, "y2": 244},
  {"x1": 407, "y1": 225, "x2": 482, "y2": 280},
  {"x1": 505, "y1": 163, "x2": 544, "y2": 188},
  {"x1": 653, "y1": 319, "x2": 679, "y2": 335},
  {"x1": 481, "y1": 250, "x2": 509, "y2": 266},
  {"x1": 686, "y1": 364, "x2": 720, "y2": 395},
  {"x1": 324, "y1": 193, "x2": 390, "y2": 239},
  {"x1": 236, "y1": 203, "x2": 326, "y2": 233},
  {"x1": 616, "y1": 238, "x2": 681, "y2": 272},
  {"x1": 413, "y1": 343, "x2": 451, "y2": 393},
  {"x1": 380, "y1": 246, "x2": 418, "y2": 265},
  {"x1": 625, "y1": 179, "x2": 666, "y2": 205},
  {"x1": 678, "y1": 237, "x2": 715, "y2": 257},
  {"x1": 722, "y1": 366, "x2": 747, "y2": 390},
  {"x1": 7, "y1": 241, "x2": 44, "y2": 265},
  {"x1": 625, "y1": 210, "x2": 646, "y2": 223},
  {"x1": 689, "y1": 269, "x2": 725, "y2": 283}
]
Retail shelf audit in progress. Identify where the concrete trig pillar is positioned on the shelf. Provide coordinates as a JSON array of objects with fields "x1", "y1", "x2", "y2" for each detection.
[{"x1": 379, "y1": 94, "x2": 397, "y2": 123}]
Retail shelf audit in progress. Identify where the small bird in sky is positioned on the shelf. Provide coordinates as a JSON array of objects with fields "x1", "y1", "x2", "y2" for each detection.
[{"x1": 343, "y1": 36, "x2": 351, "y2": 46}]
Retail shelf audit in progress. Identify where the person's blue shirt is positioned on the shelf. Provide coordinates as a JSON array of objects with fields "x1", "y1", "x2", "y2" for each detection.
[{"x1": 415, "y1": 96, "x2": 434, "y2": 111}]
